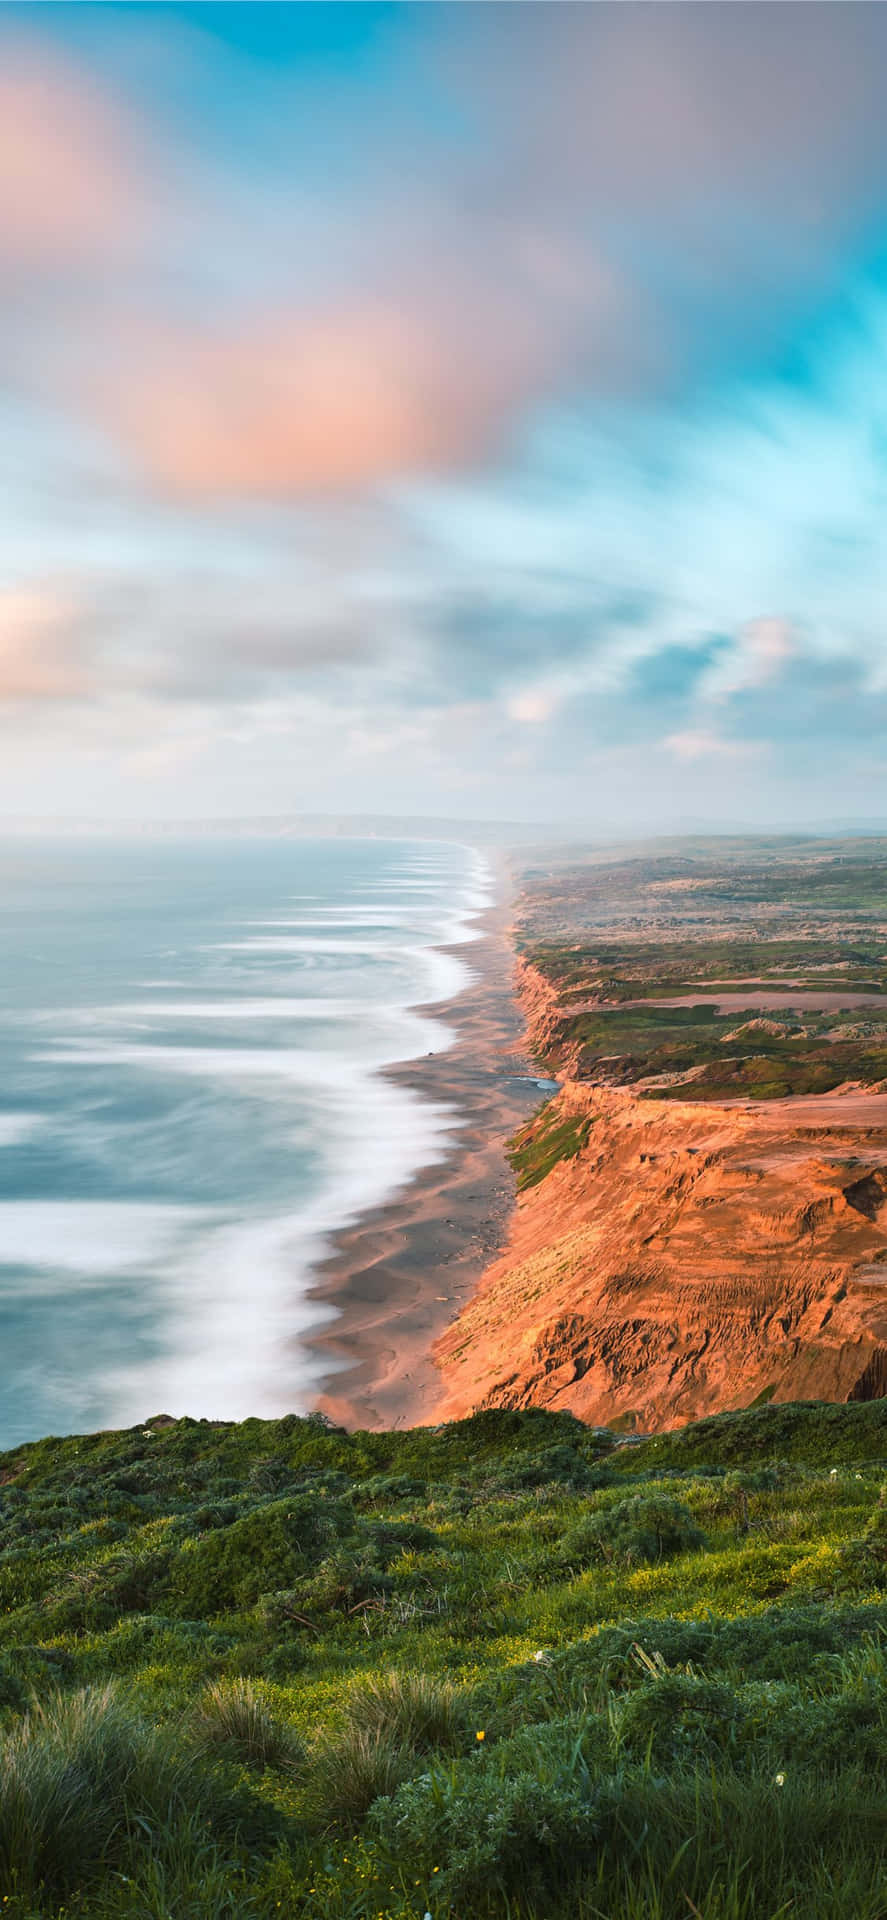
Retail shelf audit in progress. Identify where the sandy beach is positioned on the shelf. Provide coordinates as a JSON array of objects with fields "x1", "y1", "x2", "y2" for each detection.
[{"x1": 306, "y1": 857, "x2": 548, "y2": 1430}]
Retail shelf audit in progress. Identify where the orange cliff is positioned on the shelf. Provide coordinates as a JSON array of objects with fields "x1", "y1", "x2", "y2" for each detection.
[{"x1": 432, "y1": 1079, "x2": 887, "y2": 1430}]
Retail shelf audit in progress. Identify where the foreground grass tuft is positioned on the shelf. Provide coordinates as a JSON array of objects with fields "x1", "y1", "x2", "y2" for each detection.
[
  {"x1": 342, "y1": 1667, "x2": 468, "y2": 1754},
  {"x1": 0, "y1": 1683, "x2": 198, "y2": 1897},
  {"x1": 189, "y1": 1677, "x2": 304, "y2": 1772}
]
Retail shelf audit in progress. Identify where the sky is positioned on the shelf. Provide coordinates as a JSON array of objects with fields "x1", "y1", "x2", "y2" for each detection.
[{"x1": 4, "y1": 1, "x2": 887, "y2": 832}]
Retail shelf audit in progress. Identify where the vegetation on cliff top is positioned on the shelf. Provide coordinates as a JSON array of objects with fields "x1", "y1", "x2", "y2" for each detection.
[
  {"x1": 509, "y1": 1105, "x2": 595, "y2": 1190},
  {"x1": 516, "y1": 839, "x2": 887, "y2": 1096},
  {"x1": 0, "y1": 1401, "x2": 885, "y2": 1916}
]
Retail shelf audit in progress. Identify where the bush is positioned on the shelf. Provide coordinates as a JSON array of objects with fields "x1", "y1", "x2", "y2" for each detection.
[
  {"x1": 485, "y1": 1443, "x2": 601, "y2": 1493},
  {"x1": 837, "y1": 1483, "x2": 887, "y2": 1590},
  {"x1": 372, "y1": 1753, "x2": 604, "y2": 1903},
  {"x1": 561, "y1": 1493, "x2": 706, "y2": 1567},
  {"x1": 169, "y1": 1496, "x2": 355, "y2": 1615},
  {"x1": 189, "y1": 1678, "x2": 304, "y2": 1772},
  {"x1": 269, "y1": 1546, "x2": 391, "y2": 1619},
  {"x1": 615, "y1": 1669, "x2": 739, "y2": 1762}
]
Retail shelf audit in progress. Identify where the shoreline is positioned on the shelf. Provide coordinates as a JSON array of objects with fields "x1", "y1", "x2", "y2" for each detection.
[{"x1": 306, "y1": 854, "x2": 548, "y2": 1430}]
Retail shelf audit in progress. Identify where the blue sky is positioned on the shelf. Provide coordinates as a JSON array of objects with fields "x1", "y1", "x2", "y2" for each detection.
[{"x1": 3, "y1": 2, "x2": 887, "y2": 828}]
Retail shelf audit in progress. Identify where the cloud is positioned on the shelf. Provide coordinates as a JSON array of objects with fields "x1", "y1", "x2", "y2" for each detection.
[
  {"x1": 0, "y1": 40, "x2": 149, "y2": 273},
  {"x1": 697, "y1": 617, "x2": 797, "y2": 702},
  {"x1": 9, "y1": 8, "x2": 887, "y2": 499},
  {"x1": 663, "y1": 728, "x2": 754, "y2": 763},
  {"x1": 91, "y1": 299, "x2": 549, "y2": 498},
  {"x1": 84, "y1": 232, "x2": 638, "y2": 497},
  {"x1": 0, "y1": 588, "x2": 89, "y2": 702},
  {"x1": 507, "y1": 688, "x2": 558, "y2": 726},
  {"x1": 4, "y1": 10, "x2": 887, "y2": 828}
]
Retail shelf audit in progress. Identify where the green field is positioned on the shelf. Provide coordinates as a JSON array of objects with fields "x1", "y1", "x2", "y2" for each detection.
[
  {"x1": 517, "y1": 840, "x2": 887, "y2": 1097},
  {"x1": 528, "y1": 997, "x2": 887, "y2": 1100},
  {"x1": 1, "y1": 1403, "x2": 886, "y2": 1917}
]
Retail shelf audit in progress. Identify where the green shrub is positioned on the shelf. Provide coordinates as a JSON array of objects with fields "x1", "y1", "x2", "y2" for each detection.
[
  {"x1": 356, "y1": 1474, "x2": 427, "y2": 1507},
  {"x1": 372, "y1": 1753, "x2": 604, "y2": 1903},
  {"x1": 561, "y1": 1493, "x2": 706, "y2": 1567},
  {"x1": 615, "y1": 1668, "x2": 739, "y2": 1762},
  {"x1": 485, "y1": 1443, "x2": 602, "y2": 1492},
  {"x1": 271, "y1": 1546, "x2": 391, "y2": 1619},
  {"x1": 837, "y1": 1483, "x2": 887, "y2": 1590},
  {"x1": 169, "y1": 1496, "x2": 355, "y2": 1615}
]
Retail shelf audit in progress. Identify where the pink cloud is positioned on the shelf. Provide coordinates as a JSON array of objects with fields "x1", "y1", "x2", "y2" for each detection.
[
  {"x1": 5, "y1": 9, "x2": 887, "y2": 499},
  {"x1": 90, "y1": 258, "x2": 633, "y2": 496},
  {"x1": 664, "y1": 728, "x2": 755, "y2": 763},
  {"x1": 0, "y1": 41, "x2": 149, "y2": 272},
  {"x1": 700, "y1": 618, "x2": 797, "y2": 703},
  {"x1": 0, "y1": 589, "x2": 89, "y2": 701}
]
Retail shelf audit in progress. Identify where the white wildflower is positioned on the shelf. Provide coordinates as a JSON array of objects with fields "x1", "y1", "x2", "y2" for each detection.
[{"x1": 774, "y1": 1772, "x2": 785, "y2": 1787}]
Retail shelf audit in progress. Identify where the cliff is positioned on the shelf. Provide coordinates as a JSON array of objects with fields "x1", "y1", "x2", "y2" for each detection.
[{"x1": 433, "y1": 1075, "x2": 887, "y2": 1428}]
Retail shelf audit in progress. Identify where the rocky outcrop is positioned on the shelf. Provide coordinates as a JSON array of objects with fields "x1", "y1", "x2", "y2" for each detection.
[{"x1": 432, "y1": 1082, "x2": 887, "y2": 1428}]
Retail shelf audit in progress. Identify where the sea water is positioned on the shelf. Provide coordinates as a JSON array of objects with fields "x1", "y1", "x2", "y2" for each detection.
[{"x1": 0, "y1": 836, "x2": 490, "y2": 1446}]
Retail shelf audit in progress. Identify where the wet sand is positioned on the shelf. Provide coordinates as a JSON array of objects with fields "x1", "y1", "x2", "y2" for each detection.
[{"x1": 305, "y1": 860, "x2": 549, "y2": 1430}]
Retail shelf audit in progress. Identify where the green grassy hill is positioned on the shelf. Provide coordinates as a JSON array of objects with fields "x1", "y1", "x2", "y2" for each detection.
[{"x1": 1, "y1": 1402, "x2": 886, "y2": 1918}]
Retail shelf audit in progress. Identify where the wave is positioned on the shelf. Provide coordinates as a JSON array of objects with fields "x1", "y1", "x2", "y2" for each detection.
[{"x1": 0, "y1": 837, "x2": 493, "y2": 1440}]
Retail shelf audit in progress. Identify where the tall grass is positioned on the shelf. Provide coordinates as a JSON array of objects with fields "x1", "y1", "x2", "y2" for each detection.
[
  {"x1": 189, "y1": 1677, "x2": 303, "y2": 1772},
  {"x1": 308, "y1": 1724, "x2": 417, "y2": 1830},
  {"x1": 342, "y1": 1668, "x2": 468, "y2": 1754},
  {"x1": 0, "y1": 1683, "x2": 194, "y2": 1896}
]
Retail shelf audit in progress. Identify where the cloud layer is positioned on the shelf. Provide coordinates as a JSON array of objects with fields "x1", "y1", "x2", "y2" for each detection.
[{"x1": 3, "y1": 5, "x2": 887, "y2": 825}]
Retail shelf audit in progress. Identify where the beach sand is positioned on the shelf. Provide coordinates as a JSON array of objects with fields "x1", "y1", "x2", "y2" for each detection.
[{"x1": 306, "y1": 865, "x2": 547, "y2": 1430}]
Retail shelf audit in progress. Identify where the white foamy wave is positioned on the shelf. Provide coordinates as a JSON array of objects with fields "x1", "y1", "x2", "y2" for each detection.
[
  {"x1": 101, "y1": 1038, "x2": 463, "y2": 1425},
  {"x1": 215, "y1": 936, "x2": 397, "y2": 954},
  {"x1": 0, "y1": 1202, "x2": 204, "y2": 1279},
  {"x1": 0, "y1": 1113, "x2": 43, "y2": 1148},
  {"x1": 67, "y1": 999, "x2": 364, "y2": 1024},
  {"x1": 32, "y1": 1043, "x2": 371, "y2": 1082}
]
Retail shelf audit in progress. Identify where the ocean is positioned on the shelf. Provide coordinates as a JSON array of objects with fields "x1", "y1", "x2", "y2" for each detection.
[{"x1": 0, "y1": 836, "x2": 490, "y2": 1447}]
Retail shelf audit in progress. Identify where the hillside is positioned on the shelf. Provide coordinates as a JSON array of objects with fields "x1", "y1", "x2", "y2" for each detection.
[{"x1": 0, "y1": 1402, "x2": 886, "y2": 1916}]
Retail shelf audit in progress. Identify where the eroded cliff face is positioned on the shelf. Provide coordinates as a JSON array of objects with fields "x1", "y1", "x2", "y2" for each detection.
[{"x1": 433, "y1": 1080, "x2": 887, "y2": 1429}]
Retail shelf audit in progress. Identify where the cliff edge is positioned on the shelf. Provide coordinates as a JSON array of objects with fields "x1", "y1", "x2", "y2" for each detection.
[{"x1": 433, "y1": 1077, "x2": 887, "y2": 1427}]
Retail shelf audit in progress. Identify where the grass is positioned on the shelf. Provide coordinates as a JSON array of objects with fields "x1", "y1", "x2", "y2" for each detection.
[
  {"x1": 509, "y1": 1106, "x2": 595, "y2": 1189},
  {"x1": 341, "y1": 1668, "x2": 468, "y2": 1753},
  {"x1": 0, "y1": 1402, "x2": 885, "y2": 1914},
  {"x1": 189, "y1": 1677, "x2": 304, "y2": 1771}
]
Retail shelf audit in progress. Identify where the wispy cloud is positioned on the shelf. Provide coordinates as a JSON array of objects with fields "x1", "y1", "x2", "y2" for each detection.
[
  {"x1": 3, "y1": 7, "x2": 887, "y2": 822},
  {"x1": 663, "y1": 729, "x2": 758, "y2": 764},
  {"x1": 0, "y1": 588, "x2": 91, "y2": 702}
]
